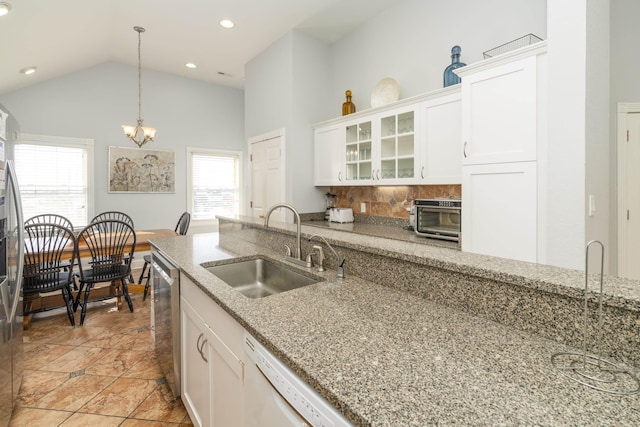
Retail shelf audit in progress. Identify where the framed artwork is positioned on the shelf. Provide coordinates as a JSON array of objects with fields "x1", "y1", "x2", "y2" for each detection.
[{"x1": 108, "y1": 146, "x2": 175, "y2": 193}]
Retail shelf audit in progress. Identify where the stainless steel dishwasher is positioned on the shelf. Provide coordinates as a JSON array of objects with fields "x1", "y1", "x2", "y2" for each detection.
[{"x1": 151, "y1": 250, "x2": 181, "y2": 397}]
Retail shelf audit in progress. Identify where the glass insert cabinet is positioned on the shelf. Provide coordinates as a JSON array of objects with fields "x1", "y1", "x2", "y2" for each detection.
[
  {"x1": 312, "y1": 85, "x2": 462, "y2": 187},
  {"x1": 344, "y1": 108, "x2": 416, "y2": 184},
  {"x1": 345, "y1": 121, "x2": 372, "y2": 180}
]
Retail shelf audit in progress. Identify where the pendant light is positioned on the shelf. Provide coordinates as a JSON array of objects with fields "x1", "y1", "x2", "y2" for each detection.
[{"x1": 122, "y1": 26, "x2": 157, "y2": 148}]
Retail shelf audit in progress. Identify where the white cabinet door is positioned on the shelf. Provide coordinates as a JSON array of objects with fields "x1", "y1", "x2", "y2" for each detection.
[
  {"x1": 376, "y1": 107, "x2": 418, "y2": 185},
  {"x1": 314, "y1": 125, "x2": 344, "y2": 186},
  {"x1": 418, "y1": 94, "x2": 461, "y2": 184},
  {"x1": 344, "y1": 119, "x2": 375, "y2": 184},
  {"x1": 461, "y1": 161, "x2": 537, "y2": 262},
  {"x1": 461, "y1": 56, "x2": 538, "y2": 165},
  {"x1": 181, "y1": 278, "x2": 245, "y2": 427},
  {"x1": 181, "y1": 297, "x2": 213, "y2": 427}
]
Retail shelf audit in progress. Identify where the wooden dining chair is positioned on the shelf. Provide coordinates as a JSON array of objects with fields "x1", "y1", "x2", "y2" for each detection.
[
  {"x1": 137, "y1": 211, "x2": 190, "y2": 300},
  {"x1": 25, "y1": 214, "x2": 75, "y2": 274},
  {"x1": 91, "y1": 211, "x2": 133, "y2": 227},
  {"x1": 91, "y1": 211, "x2": 135, "y2": 282},
  {"x1": 73, "y1": 219, "x2": 136, "y2": 326},
  {"x1": 23, "y1": 222, "x2": 77, "y2": 326},
  {"x1": 25, "y1": 213, "x2": 74, "y2": 230}
]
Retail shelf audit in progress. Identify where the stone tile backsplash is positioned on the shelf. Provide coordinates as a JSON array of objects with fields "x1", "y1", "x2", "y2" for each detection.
[{"x1": 329, "y1": 185, "x2": 461, "y2": 218}]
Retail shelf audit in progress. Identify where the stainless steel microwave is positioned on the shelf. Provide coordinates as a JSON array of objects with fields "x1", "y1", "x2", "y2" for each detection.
[{"x1": 412, "y1": 199, "x2": 461, "y2": 242}]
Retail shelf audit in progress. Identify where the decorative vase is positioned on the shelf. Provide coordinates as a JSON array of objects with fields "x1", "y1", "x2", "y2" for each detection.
[
  {"x1": 342, "y1": 90, "x2": 356, "y2": 116},
  {"x1": 443, "y1": 45, "x2": 466, "y2": 87}
]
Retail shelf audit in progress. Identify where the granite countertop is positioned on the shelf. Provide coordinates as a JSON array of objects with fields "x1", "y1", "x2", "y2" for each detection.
[
  {"x1": 301, "y1": 218, "x2": 460, "y2": 249},
  {"x1": 229, "y1": 215, "x2": 640, "y2": 311},
  {"x1": 151, "y1": 228, "x2": 640, "y2": 426}
]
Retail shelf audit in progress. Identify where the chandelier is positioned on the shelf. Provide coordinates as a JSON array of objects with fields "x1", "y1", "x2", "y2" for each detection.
[{"x1": 122, "y1": 26, "x2": 157, "y2": 148}]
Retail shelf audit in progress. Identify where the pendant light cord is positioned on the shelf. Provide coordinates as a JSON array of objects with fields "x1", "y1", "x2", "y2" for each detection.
[{"x1": 137, "y1": 27, "x2": 143, "y2": 123}]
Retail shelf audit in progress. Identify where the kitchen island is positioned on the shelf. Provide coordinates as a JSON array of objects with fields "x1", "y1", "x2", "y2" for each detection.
[{"x1": 150, "y1": 216, "x2": 640, "y2": 426}]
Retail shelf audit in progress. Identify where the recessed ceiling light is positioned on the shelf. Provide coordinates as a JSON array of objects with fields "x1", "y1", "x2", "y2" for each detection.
[
  {"x1": 219, "y1": 19, "x2": 235, "y2": 29},
  {"x1": 19, "y1": 66, "x2": 37, "y2": 75},
  {"x1": 185, "y1": 63, "x2": 197, "y2": 69},
  {"x1": 0, "y1": 2, "x2": 12, "y2": 17}
]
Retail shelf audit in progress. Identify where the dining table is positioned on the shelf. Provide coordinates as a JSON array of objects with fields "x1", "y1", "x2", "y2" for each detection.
[{"x1": 23, "y1": 228, "x2": 177, "y2": 328}]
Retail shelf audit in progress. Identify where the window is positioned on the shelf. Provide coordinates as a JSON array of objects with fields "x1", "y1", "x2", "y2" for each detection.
[
  {"x1": 14, "y1": 134, "x2": 94, "y2": 228},
  {"x1": 187, "y1": 147, "x2": 242, "y2": 222}
]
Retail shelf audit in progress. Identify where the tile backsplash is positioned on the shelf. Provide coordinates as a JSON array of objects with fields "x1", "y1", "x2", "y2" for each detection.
[{"x1": 329, "y1": 185, "x2": 461, "y2": 218}]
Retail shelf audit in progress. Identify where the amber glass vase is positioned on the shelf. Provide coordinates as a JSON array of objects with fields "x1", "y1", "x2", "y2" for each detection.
[{"x1": 342, "y1": 90, "x2": 356, "y2": 116}]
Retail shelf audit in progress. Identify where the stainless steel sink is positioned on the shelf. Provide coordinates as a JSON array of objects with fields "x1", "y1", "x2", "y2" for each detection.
[{"x1": 203, "y1": 257, "x2": 321, "y2": 299}]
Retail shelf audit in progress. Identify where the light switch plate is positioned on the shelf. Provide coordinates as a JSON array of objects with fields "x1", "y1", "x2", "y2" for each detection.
[{"x1": 361, "y1": 202, "x2": 366, "y2": 213}]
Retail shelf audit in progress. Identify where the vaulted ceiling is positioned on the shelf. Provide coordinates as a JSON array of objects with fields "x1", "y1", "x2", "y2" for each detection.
[{"x1": 0, "y1": 0, "x2": 401, "y2": 95}]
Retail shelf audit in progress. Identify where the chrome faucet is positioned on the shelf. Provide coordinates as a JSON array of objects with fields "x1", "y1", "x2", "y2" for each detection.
[
  {"x1": 308, "y1": 234, "x2": 345, "y2": 279},
  {"x1": 264, "y1": 203, "x2": 312, "y2": 268}
]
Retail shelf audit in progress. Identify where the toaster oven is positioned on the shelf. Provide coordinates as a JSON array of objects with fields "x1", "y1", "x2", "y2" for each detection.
[{"x1": 412, "y1": 199, "x2": 461, "y2": 242}]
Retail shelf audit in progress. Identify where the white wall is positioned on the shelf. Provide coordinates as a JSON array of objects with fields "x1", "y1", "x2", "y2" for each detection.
[
  {"x1": 328, "y1": 0, "x2": 547, "y2": 119},
  {"x1": 0, "y1": 62, "x2": 245, "y2": 232},
  {"x1": 245, "y1": 31, "x2": 331, "y2": 214},
  {"x1": 585, "y1": 0, "x2": 610, "y2": 270}
]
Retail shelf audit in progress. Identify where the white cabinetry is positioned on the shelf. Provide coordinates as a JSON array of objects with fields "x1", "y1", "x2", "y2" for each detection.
[
  {"x1": 313, "y1": 125, "x2": 344, "y2": 186},
  {"x1": 313, "y1": 86, "x2": 461, "y2": 187},
  {"x1": 181, "y1": 277, "x2": 245, "y2": 427},
  {"x1": 418, "y1": 92, "x2": 461, "y2": 184},
  {"x1": 344, "y1": 118, "x2": 374, "y2": 183},
  {"x1": 461, "y1": 162, "x2": 537, "y2": 261},
  {"x1": 377, "y1": 106, "x2": 417, "y2": 184},
  {"x1": 460, "y1": 56, "x2": 538, "y2": 165},
  {"x1": 456, "y1": 42, "x2": 547, "y2": 263}
]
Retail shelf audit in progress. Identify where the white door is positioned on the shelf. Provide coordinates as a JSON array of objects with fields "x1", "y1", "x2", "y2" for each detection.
[
  {"x1": 619, "y1": 110, "x2": 640, "y2": 279},
  {"x1": 250, "y1": 133, "x2": 283, "y2": 220}
]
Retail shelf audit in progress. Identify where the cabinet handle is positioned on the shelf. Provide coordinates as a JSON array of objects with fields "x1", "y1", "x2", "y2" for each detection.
[
  {"x1": 338, "y1": 171, "x2": 342, "y2": 181},
  {"x1": 196, "y1": 333, "x2": 208, "y2": 363},
  {"x1": 421, "y1": 166, "x2": 424, "y2": 179},
  {"x1": 200, "y1": 339, "x2": 208, "y2": 363},
  {"x1": 196, "y1": 333, "x2": 203, "y2": 352},
  {"x1": 463, "y1": 141, "x2": 468, "y2": 158},
  {"x1": 376, "y1": 169, "x2": 380, "y2": 180}
]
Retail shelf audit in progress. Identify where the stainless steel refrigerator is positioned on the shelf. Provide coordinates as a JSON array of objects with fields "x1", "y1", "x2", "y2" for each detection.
[{"x1": 0, "y1": 104, "x2": 25, "y2": 426}]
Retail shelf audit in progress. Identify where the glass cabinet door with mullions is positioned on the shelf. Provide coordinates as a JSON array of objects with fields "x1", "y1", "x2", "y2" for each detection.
[
  {"x1": 345, "y1": 121, "x2": 372, "y2": 181},
  {"x1": 379, "y1": 111, "x2": 415, "y2": 180}
]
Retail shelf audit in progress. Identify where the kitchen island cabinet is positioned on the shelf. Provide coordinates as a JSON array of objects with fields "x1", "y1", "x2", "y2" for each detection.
[
  {"x1": 151, "y1": 224, "x2": 640, "y2": 426},
  {"x1": 181, "y1": 274, "x2": 245, "y2": 427}
]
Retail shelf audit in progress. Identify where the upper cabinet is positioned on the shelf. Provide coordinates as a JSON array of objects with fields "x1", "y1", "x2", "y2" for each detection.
[
  {"x1": 459, "y1": 55, "x2": 539, "y2": 165},
  {"x1": 313, "y1": 125, "x2": 344, "y2": 186},
  {"x1": 378, "y1": 108, "x2": 416, "y2": 183},
  {"x1": 345, "y1": 118, "x2": 374, "y2": 183},
  {"x1": 417, "y1": 92, "x2": 461, "y2": 184},
  {"x1": 313, "y1": 86, "x2": 461, "y2": 186}
]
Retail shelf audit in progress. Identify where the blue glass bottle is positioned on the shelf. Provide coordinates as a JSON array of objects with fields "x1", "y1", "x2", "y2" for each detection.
[{"x1": 443, "y1": 45, "x2": 466, "y2": 87}]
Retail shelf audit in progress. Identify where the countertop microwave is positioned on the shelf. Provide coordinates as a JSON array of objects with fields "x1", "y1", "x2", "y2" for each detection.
[{"x1": 412, "y1": 199, "x2": 461, "y2": 242}]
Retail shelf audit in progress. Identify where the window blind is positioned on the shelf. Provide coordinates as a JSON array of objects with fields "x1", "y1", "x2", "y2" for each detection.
[
  {"x1": 190, "y1": 152, "x2": 240, "y2": 221},
  {"x1": 14, "y1": 143, "x2": 89, "y2": 228}
]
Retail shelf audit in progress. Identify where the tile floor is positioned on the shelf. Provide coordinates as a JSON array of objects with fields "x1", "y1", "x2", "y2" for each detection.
[{"x1": 10, "y1": 282, "x2": 193, "y2": 427}]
